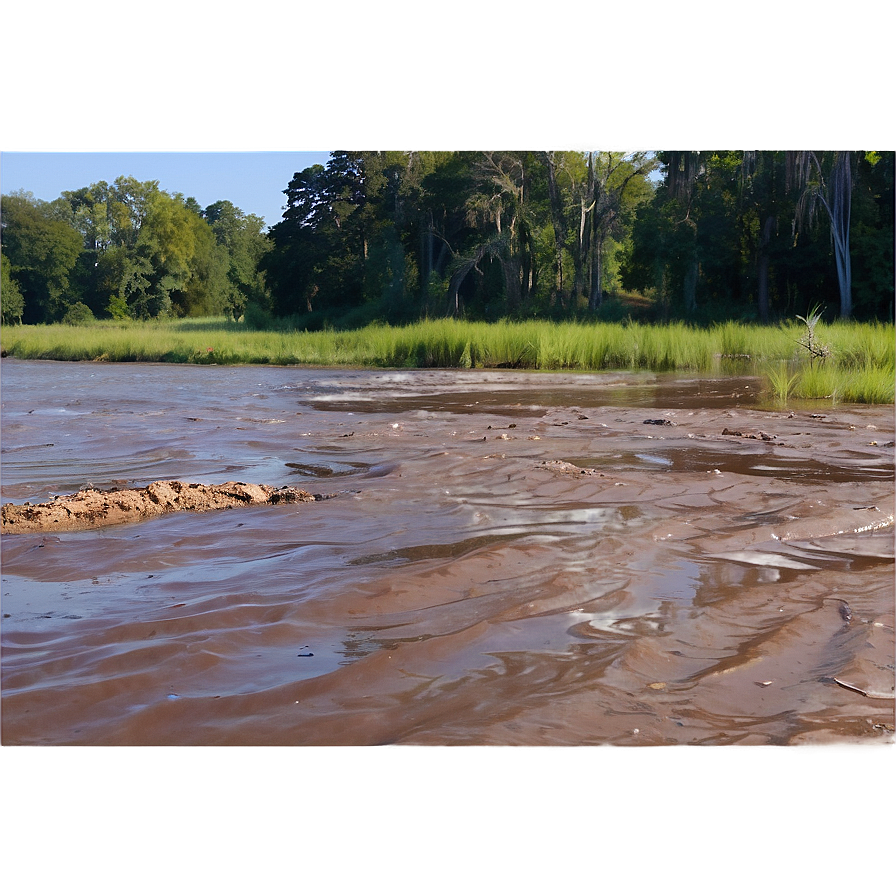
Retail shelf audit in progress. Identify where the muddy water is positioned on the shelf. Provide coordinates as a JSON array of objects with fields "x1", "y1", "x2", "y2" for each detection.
[{"x1": 1, "y1": 359, "x2": 893, "y2": 745}]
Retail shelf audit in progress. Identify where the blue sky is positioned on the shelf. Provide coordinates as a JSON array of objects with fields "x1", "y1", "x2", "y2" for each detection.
[{"x1": 0, "y1": 152, "x2": 333, "y2": 230}]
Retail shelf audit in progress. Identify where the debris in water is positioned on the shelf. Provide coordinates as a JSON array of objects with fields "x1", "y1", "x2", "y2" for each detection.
[{"x1": 830, "y1": 678, "x2": 895, "y2": 700}]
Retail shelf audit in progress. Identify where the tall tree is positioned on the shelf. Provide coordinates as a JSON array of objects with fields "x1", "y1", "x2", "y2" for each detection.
[
  {"x1": 541, "y1": 151, "x2": 570, "y2": 306},
  {"x1": 264, "y1": 155, "x2": 368, "y2": 319},
  {"x1": 790, "y1": 151, "x2": 855, "y2": 319},
  {"x1": 850, "y1": 151, "x2": 895, "y2": 320},
  {"x1": 202, "y1": 200, "x2": 271, "y2": 319},
  {"x1": 582, "y1": 152, "x2": 656, "y2": 310}
]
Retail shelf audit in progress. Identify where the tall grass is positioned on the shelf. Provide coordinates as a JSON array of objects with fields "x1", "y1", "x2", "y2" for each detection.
[
  {"x1": 1, "y1": 316, "x2": 893, "y2": 404},
  {"x1": 765, "y1": 362, "x2": 801, "y2": 405}
]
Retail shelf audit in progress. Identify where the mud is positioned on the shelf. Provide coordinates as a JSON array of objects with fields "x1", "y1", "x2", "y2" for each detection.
[
  {"x1": 1, "y1": 360, "x2": 893, "y2": 745},
  {"x1": 1, "y1": 480, "x2": 319, "y2": 533}
]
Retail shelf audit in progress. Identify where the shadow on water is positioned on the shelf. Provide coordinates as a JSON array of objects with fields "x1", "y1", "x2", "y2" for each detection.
[
  {"x1": 348, "y1": 532, "x2": 528, "y2": 567},
  {"x1": 570, "y1": 447, "x2": 894, "y2": 483},
  {"x1": 285, "y1": 460, "x2": 370, "y2": 478}
]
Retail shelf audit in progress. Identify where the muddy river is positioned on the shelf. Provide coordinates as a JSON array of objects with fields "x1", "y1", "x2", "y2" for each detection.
[{"x1": 1, "y1": 359, "x2": 893, "y2": 745}]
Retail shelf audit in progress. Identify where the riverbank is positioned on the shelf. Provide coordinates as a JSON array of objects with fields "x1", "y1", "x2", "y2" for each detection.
[{"x1": 1, "y1": 317, "x2": 893, "y2": 403}]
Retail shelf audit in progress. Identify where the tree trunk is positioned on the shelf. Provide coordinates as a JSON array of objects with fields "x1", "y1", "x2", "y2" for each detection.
[
  {"x1": 542, "y1": 152, "x2": 568, "y2": 305},
  {"x1": 447, "y1": 243, "x2": 490, "y2": 317},
  {"x1": 501, "y1": 257, "x2": 522, "y2": 313},
  {"x1": 757, "y1": 214, "x2": 774, "y2": 323},
  {"x1": 588, "y1": 232, "x2": 604, "y2": 312},
  {"x1": 830, "y1": 152, "x2": 853, "y2": 319},
  {"x1": 791, "y1": 151, "x2": 854, "y2": 319},
  {"x1": 683, "y1": 258, "x2": 698, "y2": 315},
  {"x1": 579, "y1": 153, "x2": 597, "y2": 304}
]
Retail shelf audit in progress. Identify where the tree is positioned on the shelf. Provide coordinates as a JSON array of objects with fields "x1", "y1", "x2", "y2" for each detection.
[
  {"x1": 415, "y1": 153, "x2": 480, "y2": 316},
  {"x1": 0, "y1": 190, "x2": 83, "y2": 323},
  {"x1": 850, "y1": 152, "x2": 895, "y2": 320},
  {"x1": 171, "y1": 201, "x2": 230, "y2": 317},
  {"x1": 1, "y1": 248, "x2": 25, "y2": 324},
  {"x1": 541, "y1": 151, "x2": 571, "y2": 306},
  {"x1": 203, "y1": 200, "x2": 271, "y2": 319},
  {"x1": 59, "y1": 177, "x2": 236, "y2": 320},
  {"x1": 459, "y1": 151, "x2": 539, "y2": 317},
  {"x1": 620, "y1": 187, "x2": 701, "y2": 319},
  {"x1": 102, "y1": 186, "x2": 196, "y2": 319},
  {"x1": 581, "y1": 152, "x2": 656, "y2": 310},
  {"x1": 790, "y1": 151, "x2": 855, "y2": 319}
]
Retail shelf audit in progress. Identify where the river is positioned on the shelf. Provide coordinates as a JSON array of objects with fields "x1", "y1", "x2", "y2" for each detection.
[{"x1": 1, "y1": 359, "x2": 893, "y2": 745}]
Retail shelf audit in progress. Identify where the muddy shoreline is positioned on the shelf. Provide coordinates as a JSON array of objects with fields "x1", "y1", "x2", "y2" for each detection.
[
  {"x1": 1, "y1": 480, "x2": 320, "y2": 534},
  {"x1": 1, "y1": 361, "x2": 893, "y2": 745}
]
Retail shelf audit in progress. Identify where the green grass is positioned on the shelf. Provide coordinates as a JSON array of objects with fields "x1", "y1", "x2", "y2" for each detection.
[
  {"x1": 1, "y1": 316, "x2": 893, "y2": 404},
  {"x1": 791, "y1": 361, "x2": 895, "y2": 404},
  {"x1": 765, "y1": 362, "x2": 801, "y2": 405}
]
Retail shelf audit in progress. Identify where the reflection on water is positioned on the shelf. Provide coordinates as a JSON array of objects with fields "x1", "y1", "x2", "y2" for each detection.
[
  {"x1": 1, "y1": 360, "x2": 893, "y2": 745},
  {"x1": 304, "y1": 372, "x2": 763, "y2": 415}
]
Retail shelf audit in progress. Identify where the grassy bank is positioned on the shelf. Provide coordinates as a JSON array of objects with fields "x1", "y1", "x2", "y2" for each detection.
[{"x1": 1, "y1": 317, "x2": 893, "y2": 403}]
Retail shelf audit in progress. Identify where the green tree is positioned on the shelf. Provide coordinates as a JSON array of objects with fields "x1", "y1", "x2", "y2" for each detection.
[
  {"x1": 60, "y1": 177, "x2": 236, "y2": 320},
  {"x1": 263, "y1": 154, "x2": 369, "y2": 321},
  {"x1": 1, "y1": 248, "x2": 25, "y2": 324},
  {"x1": 850, "y1": 152, "x2": 894, "y2": 320},
  {"x1": 203, "y1": 200, "x2": 271, "y2": 319},
  {"x1": 462, "y1": 151, "x2": 541, "y2": 317},
  {"x1": 582, "y1": 152, "x2": 656, "y2": 310},
  {"x1": 171, "y1": 200, "x2": 230, "y2": 317},
  {"x1": 414, "y1": 153, "x2": 481, "y2": 316},
  {"x1": 0, "y1": 190, "x2": 83, "y2": 323}
]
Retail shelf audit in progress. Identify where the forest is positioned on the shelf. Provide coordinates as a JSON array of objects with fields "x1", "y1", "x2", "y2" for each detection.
[{"x1": 2, "y1": 151, "x2": 893, "y2": 329}]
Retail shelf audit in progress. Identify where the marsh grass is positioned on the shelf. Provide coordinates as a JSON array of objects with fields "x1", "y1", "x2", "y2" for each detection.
[
  {"x1": 2, "y1": 316, "x2": 893, "y2": 404},
  {"x1": 765, "y1": 362, "x2": 802, "y2": 405},
  {"x1": 793, "y1": 362, "x2": 895, "y2": 404}
]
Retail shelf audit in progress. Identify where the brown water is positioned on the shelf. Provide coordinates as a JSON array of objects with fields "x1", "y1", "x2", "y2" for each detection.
[{"x1": 1, "y1": 360, "x2": 893, "y2": 745}]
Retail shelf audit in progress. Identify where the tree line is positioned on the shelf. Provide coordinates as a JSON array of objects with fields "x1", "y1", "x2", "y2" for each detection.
[
  {"x1": 1, "y1": 176, "x2": 270, "y2": 325},
  {"x1": 2, "y1": 152, "x2": 893, "y2": 328}
]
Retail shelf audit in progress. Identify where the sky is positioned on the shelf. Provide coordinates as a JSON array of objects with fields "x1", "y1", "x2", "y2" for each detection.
[{"x1": 0, "y1": 151, "x2": 332, "y2": 229}]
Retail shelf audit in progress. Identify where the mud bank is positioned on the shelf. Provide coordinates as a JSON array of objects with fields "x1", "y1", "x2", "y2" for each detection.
[{"x1": 1, "y1": 480, "x2": 319, "y2": 534}]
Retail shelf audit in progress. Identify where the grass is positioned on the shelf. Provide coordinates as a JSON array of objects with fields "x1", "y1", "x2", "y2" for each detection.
[
  {"x1": 765, "y1": 362, "x2": 801, "y2": 405},
  {"x1": 1, "y1": 316, "x2": 893, "y2": 404}
]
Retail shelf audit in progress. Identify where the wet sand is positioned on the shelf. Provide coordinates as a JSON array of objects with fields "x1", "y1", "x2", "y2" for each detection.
[
  {"x1": 1, "y1": 479, "x2": 320, "y2": 533},
  {"x1": 1, "y1": 360, "x2": 893, "y2": 745}
]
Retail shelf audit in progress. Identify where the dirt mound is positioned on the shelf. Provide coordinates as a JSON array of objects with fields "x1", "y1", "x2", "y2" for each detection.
[{"x1": 1, "y1": 480, "x2": 320, "y2": 534}]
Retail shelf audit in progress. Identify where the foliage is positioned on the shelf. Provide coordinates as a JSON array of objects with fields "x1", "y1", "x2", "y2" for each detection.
[
  {"x1": 3, "y1": 151, "x2": 893, "y2": 329},
  {"x1": 620, "y1": 151, "x2": 894, "y2": 323},
  {"x1": 0, "y1": 190, "x2": 83, "y2": 322},
  {"x1": 2, "y1": 178, "x2": 273, "y2": 326},
  {"x1": 61, "y1": 301, "x2": 95, "y2": 325},
  {"x1": 1, "y1": 249, "x2": 25, "y2": 324}
]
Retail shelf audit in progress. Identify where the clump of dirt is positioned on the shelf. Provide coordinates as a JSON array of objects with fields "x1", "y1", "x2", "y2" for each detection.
[{"x1": 1, "y1": 480, "x2": 321, "y2": 534}]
